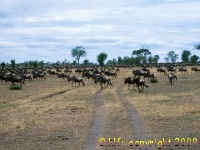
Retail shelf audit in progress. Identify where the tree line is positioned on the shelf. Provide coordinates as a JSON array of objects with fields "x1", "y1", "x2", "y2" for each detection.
[{"x1": 1, "y1": 44, "x2": 200, "y2": 69}]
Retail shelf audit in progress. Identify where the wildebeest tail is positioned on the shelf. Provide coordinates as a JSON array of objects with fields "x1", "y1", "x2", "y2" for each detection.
[{"x1": 145, "y1": 84, "x2": 149, "y2": 88}]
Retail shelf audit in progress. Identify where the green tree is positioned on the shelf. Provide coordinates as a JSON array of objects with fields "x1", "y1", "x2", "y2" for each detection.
[
  {"x1": 29, "y1": 61, "x2": 33, "y2": 68},
  {"x1": 132, "y1": 48, "x2": 151, "y2": 64},
  {"x1": 38, "y1": 60, "x2": 44, "y2": 68},
  {"x1": 1, "y1": 62, "x2": 6, "y2": 69},
  {"x1": 164, "y1": 57, "x2": 170, "y2": 63},
  {"x1": 112, "y1": 58, "x2": 117, "y2": 66},
  {"x1": 148, "y1": 55, "x2": 153, "y2": 64},
  {"x1": 166, "y1": 51, "x2": 179, "y2": 63},
  {"x1": 153, "y1": 55, "x2": 160, "y2": 65},
  {"x1": 97, "y1": 52, "x2": 107, "y2": 70},
  {"x1": 190, "y1": 55, "x2": 199, "y2": 65},
  {"x1": 11, "y1": 59, "x2": 16, "y2": 69},
  {"x1": 83, "y1": 59, "x2": 89, "y2": 66},
  {"x1": 181, "y1": 50, "x2": 191, "y2": 62},
  {"x1": 32, "y1": 61, "x2": 38, "y2": 68},
  {"x1": 71, "y1": 46, "x2": 87, "y2": 66},
  {"x1": 118, "y1": 56, "x2": 122, "y2": 65}
]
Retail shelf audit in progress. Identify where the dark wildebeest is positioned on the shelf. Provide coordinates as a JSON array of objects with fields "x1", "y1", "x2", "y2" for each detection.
[
  {"x1": 191, "y1": 67, "x2": 200, "y2": 74},
  {"x1": 157, "y1": 68, "x2": 167, "y2": 75},
  {"x1": 124, "y1": 77, "x2": 136, "y2": 90},
  {"x1": 94, "y1": 76, "x2": 113, "y2": 89},
  {"x1": 135, "y1": 77, "x2": 149, "y2": 92},
  {"x1": 11, "y1": 75, "x2": 25, "y2": 87},
  {"x1": 82, "y1": 71, "x2": 93, "y2": 81},
  {"x1": 179, "y1": 67, "x2": 188, "y2": 74},
  {"x1": 57, "y1": 73, "x2": 68, "y2": 82},
  {"x1": 168, "y1": 73, "x2": 177, "y2": 85},
  {"x1": 21, "y1": 73, "x2": 33, "y2": 83},
  {"x1": 70, "y1": 76, "x2": 85, "y2": 87},
  {"x1": 33, "y1": 72, "x2": 46, "y2": 81},
  {"x1": 107, "y1": 72, "x2": 117, "y2": 78}
]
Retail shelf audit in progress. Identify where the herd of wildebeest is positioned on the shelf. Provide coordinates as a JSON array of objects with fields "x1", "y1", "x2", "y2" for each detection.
[{"x1": 0, "y1": 63, "x2": 200, "y2": 92}]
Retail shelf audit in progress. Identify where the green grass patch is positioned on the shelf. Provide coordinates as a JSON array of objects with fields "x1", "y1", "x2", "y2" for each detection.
[
  {"x1": 9, "y1": 85, "x2": 22, "y2": 90},
  {"x1": 150, "y1": 77, "x2": 158, "y2": 83}
]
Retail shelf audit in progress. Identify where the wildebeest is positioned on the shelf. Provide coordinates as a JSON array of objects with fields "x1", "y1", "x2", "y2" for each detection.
[
  {"x1": 11, "y1": 75, "x2": 25, "y2": 87},
  {"x1": 57, "y1": 73, "x2": 69, "y2": 82},
  {"x1": 94, "y1": 76, "x2": 113, "y2": 89},
  {"x1": 124, "y1": 77, "x2": 136, "y2": 90},
  {"x1": 157, "y1": 68, "x2": 167, "y2": 75},
  {"x1": 135, "y1": 77, "x2": 149, "y2": 92},
  {"x1": 21, "y1": 73, "x2": 33, "y2": 82},
  {"x1": 179, "y1": 67, "x2": 188, "y2": 74},
  {"x1": 72, "y1": 76, "x2": 85, "y2": 87},
  {"x1": 191, "y1": 67, "x2": 200, "y2": 74},
  {"x1": 68, "y1": 76, "x2": 85, "y2": 87},
  {"x1": 168, "y1": 73, "x2": 177, "y2": 85},
  {"x1": 106, "y1": 71, "x2": 117, "y2": 78}
]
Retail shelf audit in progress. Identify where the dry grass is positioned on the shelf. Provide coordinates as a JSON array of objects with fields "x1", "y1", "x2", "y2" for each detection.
[{"x1": 0, "y1": 67, "x2": 200, "y2": 150}]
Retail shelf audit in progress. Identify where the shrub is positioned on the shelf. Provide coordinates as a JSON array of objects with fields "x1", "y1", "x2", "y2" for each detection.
[
  {"x1": 150, "y1": 77, "x2": 158, "y2": 83},
  {"x1": 10, "y1": 85, "x2": 22, "y2": 90}
]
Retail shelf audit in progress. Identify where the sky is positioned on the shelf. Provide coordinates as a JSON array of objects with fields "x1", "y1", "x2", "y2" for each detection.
[{"x1": 0, "y1": 0, "x2": 200, "y2": 64}]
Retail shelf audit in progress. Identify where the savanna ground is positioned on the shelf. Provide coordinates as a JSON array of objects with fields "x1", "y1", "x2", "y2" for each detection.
[{"x1": 0, "y1": 67, "x2": 199, "y2": 150}]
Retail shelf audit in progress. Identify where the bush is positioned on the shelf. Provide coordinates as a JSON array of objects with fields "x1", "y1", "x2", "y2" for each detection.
[
  {"x1": 10, "y1": 85, "x2": 22, "y2": 90},
  {"x1": 150, "y1": 77, "x2": 158, "y2": 83}
]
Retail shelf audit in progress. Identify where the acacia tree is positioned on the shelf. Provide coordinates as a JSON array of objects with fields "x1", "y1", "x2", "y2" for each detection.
[
  {"x1": 153, "y1": 55, "x2": 160, "y2": 65},
  {"x1": 181, "y1": 50, "x2": 191, "y2": 63},
  {"x1": 71, "y1": 46, "x2": 87, "y2": 66},
  {"x1": 132, "y1": 48, "x2": 151, "y2": 64},
  {"x1": 166, "y1": 51, "x2": 179, "y2": 63},
  {"x1": 118, "y1": 56, "x2": 122, "y2": 65},
  {"x1": 190, "y1": 55, "x2": 199, "y2": 65},
  {"x1": 83, "y1": 59, "x2": 89, "y2": 66},
  {"x1": 11, "y1": 59, "x2": 16, "y2": 69},
  {"x1": 164, "y1": 57, "x2": 170, "y2": 63},
  {"x1": 1, "y1": 62, "x2": 5, "y2": 69},
  {"x1": 97, "y1": 52, "x2": 107, "y2": 70}
]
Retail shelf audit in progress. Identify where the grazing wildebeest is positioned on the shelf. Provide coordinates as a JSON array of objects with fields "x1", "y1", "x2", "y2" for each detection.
[
  {"x1": 91, "y1": 73, "x2": 101, "y2": 82},
  {"x1": 157, "y1": 68, "x2": 167, "y2": 75},
  {"x1": 179, "y1": 67, "x2": 188, "y2": 74},
  {"x1": 124, "y1": 77, "x2": 136, "y2": 90},
  {"x1": 107, "y1": 72, "x2": 117, "y2": 78},
  {"x1": 0, "y1": 73, "x2": 13, "y2": 85},
  {"x1": 82, "y1": 71, "x2": 93, "y2": 80},
  {"x1": 168, "y1": 73, "x2": 177, "y2": 85},
  {"x1": 70, "y1": 76, "x2": 85, "y2": 87},
  {"x1": 11, "y1": 75, "x2": 25, "y2": 87},
  {"x1": 33, "y1": 72, "x2": 46, "y2": 81},
  {"x1": 116, "y1": 68, "x2": 120, "y2": 72},
  {"x1": 135, "y1": 77, "x2": 149, "y2": 92},
  {"x1": 64, "y1": 69, "x2": 72, "y2": 74},
  {"x1": 191, "y1": 67, "x2": 200, "y2": 74},
  {"x1": 75, "y1": 68, "x2": 84, "y2": 75},
  {"x1": 167, "y1": 67, "x2": 176, "y2": 73},
  {"x1": 21, "y1": 73, "x2": 33, "y2": 82},
  {"x1": 57, "y1": 73, "x2": 68, "y2": 82},
  {"x1": 94, "y1": 76, "x2": 113, "y2": 89}
]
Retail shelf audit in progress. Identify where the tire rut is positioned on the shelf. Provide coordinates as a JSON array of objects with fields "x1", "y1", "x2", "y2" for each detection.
[
  {"x1": 117, "y1": 84, "x2": 152, "y2": 150},
  {"x1": 85, "y1": 89, "x2": 105, "y2": 150}
]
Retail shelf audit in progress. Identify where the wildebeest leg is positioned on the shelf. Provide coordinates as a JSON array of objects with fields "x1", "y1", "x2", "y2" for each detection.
[
  {"x1": 77, "y1": 82, "x2": 80, "y2": 88},
  {"x1": 82, "y1": 81, "x2": 85, "y2": 87}
]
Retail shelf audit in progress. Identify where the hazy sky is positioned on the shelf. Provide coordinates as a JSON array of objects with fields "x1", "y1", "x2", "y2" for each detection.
[{"x1": 0, "y1": 0, "x2": 200, "y2": 64}]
